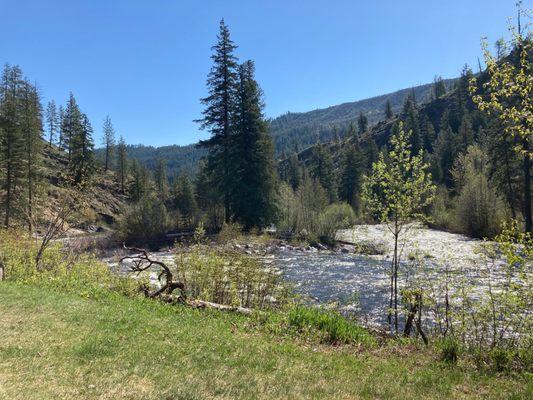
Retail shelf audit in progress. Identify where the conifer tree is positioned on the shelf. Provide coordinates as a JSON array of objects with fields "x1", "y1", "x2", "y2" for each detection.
[
  {"x1": 311, "y1": 142, "x2": 337, "y2": 203},
  {"x1": 458, "y1": 114, "x2": 474, "y2": 152},
  {"x1": 102, "y1": 115, "x2": 115, "y2": 171},
  {"x1": 0, "y1": 64, "x2": 25, "y2": 227},
  {"x1": 231, "y1": 60, "x2": 278, "y2": 228},
  {"x1": 57, "y1": 105, "x2": 65, "y2": 149},
  {"x1": 385, "y1": 99, "x2": 393, "y2": 119},
  {"x1": 286, "y1": 152, "x2": 302, "y2": 190},
  {"x1": 69, "y1": 113, "x2": 95, "y2": 185},
  {"x1": 196, "y1": 19, "x2": 239, "y2": 221},
  {"x1": 61, "y1": 93, "x2": 82, "y2": 161},
  {"x1": 420, "y1": 114, "x2": 436, "y2": 152},
  {"x1": 339, "y1": 142, "x2": 362, "y2": 212},
  {"x1": 173, "y1": 173, "x2": 198, "y2": 228},
  {"x1": 154, "y1": 157, "x2": 169, "y2": 202},
  {"x1": 433, "y1": 75, "x2": 447, "y2": 99},
  {"x1": 21, "y1": 80, "x2": 43, "y2": 231},
  {"x1": 116, "y1": 136, "x2": 128, "y2": 194},
  {"x1": 130, "y1": 159, "x2": 150, "y2": 202},
  {"x1": 357, "y1": 112, "x2": 368, "y2": 134},
  {"x1": 402, "y1": 95, "x2": 422, "y2": 154},
  {"x1": 45, "y1": 100, "x2": 58, "y2": 147}
]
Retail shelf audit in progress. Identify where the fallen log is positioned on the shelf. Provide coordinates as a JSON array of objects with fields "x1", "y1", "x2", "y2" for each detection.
[
  {"x1": 187, "y1": 300, "x2": 254, "y2": 315},
  {"x1": 156, "y1": 294, "x2": 254, "y2": 315}
]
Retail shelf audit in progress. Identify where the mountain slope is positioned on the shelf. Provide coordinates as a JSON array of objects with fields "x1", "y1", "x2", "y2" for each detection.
[
  {"x1": 113, "y1": 78, "x2": 457, "y2": 175},
  {"x1": 269, "y1": 78, "x2": 456, "y2": 154}
]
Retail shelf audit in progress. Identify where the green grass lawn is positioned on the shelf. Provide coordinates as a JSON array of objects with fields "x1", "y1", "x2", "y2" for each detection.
[{"x1": 0, "y1": 282, "x2": 530, "y2": 400}]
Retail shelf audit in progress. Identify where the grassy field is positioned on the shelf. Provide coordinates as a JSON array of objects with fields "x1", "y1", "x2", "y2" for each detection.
[{"x1": 0, "y1": 282, "x2": 530, "y2": 400}]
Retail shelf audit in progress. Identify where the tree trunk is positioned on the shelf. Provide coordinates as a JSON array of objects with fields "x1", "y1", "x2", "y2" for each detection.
[
  {"x1": 523, "y1": 139, "x2": 531, "y2": 233},
  {"x1": 393, "y1": 225, "x2": 399, "y2": 334}
]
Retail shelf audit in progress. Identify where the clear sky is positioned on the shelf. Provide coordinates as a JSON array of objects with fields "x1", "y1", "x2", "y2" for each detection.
[{"x1": 0, "y1": 0, "x2": 525, "y2": 147}]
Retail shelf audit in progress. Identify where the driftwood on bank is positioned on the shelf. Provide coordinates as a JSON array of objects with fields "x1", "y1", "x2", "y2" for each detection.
[
  {"x1": 119, "y1": 245, "x2": 253, "y2": 315},
  {"x1": 120, "y1": 244, "x2": 186, "y2": 300}
]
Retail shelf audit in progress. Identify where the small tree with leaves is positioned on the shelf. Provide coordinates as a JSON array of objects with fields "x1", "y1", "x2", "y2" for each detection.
[{"x1": 363, "y1": 122, "x2": 435, "y2": 333}]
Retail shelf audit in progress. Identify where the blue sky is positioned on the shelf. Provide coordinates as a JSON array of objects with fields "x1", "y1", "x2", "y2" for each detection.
[{"x1": 0, "y1": 0, "x2": 524, "y2": 146}]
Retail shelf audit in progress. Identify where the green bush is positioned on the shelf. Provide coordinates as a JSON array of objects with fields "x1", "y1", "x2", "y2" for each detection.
[
  {"x1": 317, "y1": 203, "x2": 356, "y2": 244},
  {"x1": 176, "y1": 246, "x2": 289, "y2": 309},
  {"x1": 439, "y1": 339, "x2": 459, "y2": 364},
  {"x1": 118, "y1": 194, "x2": 171, "y2": 244},
  {"x1": 429, "y1": 185, "x2": 454, "y2": 231},
  {"x1": 286, "y1": 306, "x2": 375, "y2": 346},
  {"x1": 277, "y1": 181, "x2": 355, "y2": 244},
  {"x1": 217, "y1": 221, "x2": 243, "y2": 244}
]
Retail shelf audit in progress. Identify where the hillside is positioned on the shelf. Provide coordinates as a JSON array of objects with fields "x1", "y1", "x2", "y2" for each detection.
[
  {"x1": 41, "y1": 144, "x2": 127, "y2": 229},
  {"x1": 269, "y1": 78, "x2": 456, "y2": 154},
  {"x1": 113, "y1": 78, "x2": 456, "y2": 175},
  {"x1": 283, "y1": 78, "x2": 474, "y2": 171}
]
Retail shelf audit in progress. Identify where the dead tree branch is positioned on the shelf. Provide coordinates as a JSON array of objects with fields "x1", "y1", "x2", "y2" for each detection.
[{"x1": 120, "y1": 244, "x2": 186, "y2": 300}]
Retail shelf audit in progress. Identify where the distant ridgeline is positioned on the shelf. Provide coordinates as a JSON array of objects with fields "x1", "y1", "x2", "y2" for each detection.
[{"x1": 108, "y1": 78, "x2": 456, "y2": 176}]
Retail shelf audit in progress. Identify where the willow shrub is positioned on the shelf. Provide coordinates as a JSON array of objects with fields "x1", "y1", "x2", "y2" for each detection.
[
  {"x1": 175, "y1": 245, "x2": 290, "y2": 309},
  {"x1": 0, "y1": 230, "x2": 140, "y2": 298}
]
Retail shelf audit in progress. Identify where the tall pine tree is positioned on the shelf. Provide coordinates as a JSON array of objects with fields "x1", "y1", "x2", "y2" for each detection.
[
  {"x1": 102, "y1": 115, "x2": 115, "y2": 171},
  {"x1": 45, "y1": 100, "x2": 58, "y2": 147},
  {"x1": 196, "y1": 19, "x2": 239, "y2": 221},
  {"x1": 116, "y1": 136, "x2": 128, "y2": 194},
  {"x1": 0, "y1": 64, "x2": 25, "y2": 227}
]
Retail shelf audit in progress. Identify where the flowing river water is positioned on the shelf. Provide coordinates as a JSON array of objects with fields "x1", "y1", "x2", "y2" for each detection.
[{"x1": 105, "y1": 225, "x2": 527, "y2": 328}]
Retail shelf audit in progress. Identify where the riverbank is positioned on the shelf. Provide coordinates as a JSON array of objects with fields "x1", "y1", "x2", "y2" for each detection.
[{"x1": 1, "y1": 282, "x2": 529, "y2": 400}]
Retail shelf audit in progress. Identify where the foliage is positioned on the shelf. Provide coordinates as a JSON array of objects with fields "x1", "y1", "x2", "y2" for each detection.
[
  {"x1": 172, "y1": 173, "x2": 198, "y2": 229},
  {"x1": 451, "y1": 145, "x2": 508, "y2": 237},
  {"x1": 316, "y1": 203, "x2": 356, "y2": 244},
  {"x1": 118, "y1": 194, "x2": 170, "y2": 244},
  {"x1": 0, "y1": 64, "x2": 43, "y2": 228},
  {"x1": 470, "y1": 9, "x2": 532, "y2": 232},
  {"x1": 175, "y1": 246, "x2": 288, "y2": 309},
  {"x1": 230, "y1": 60, "x2": 279, "y2": 228},
  {"x1": 363, "y1": 122, "x2": 435, "y2": 332},
  {"x1": 363, "y1": 122, "x2": 435, "y2": 226},
  {"x1": 216, "y1": 221, "x2": 243, "y2": 244}
]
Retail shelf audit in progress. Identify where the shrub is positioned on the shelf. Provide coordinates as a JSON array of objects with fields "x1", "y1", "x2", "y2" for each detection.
[
  {"x1": 286, "y1": 306, "x2": 375, "y2": 346},
  {"x1": 118, "y1": 194, "x2": 171, "y2": 244},
  {"x1": 175, "y1": 246, "x2": 289, "y2": 309},
  {"x1": 352, "y1": 240, "x2": 387, "y2": 255},
  {"x1": 439, "y1": 339, "x2": 459, "y2": 364},
  {"x1": 277, "y1": 181, "x2": 354, "y2": 244},
  {"x1": 429, "y1": 185, "x2": 453, "y2": 231},
  {"x1": 317, "y1": 203, "x2": 356, "y2": 244},
  {"x1": 217, "y1": 222, "x2": 243, "y2": 244}
]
